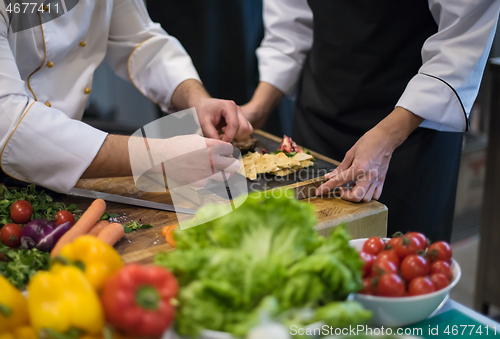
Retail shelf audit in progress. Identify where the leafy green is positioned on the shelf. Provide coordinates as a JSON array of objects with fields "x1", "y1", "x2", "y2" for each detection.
[
  {"x1": 154, "y1": 189, "x2": 369, "y2": 338},
  {"x1": 100, "y1": 212, "x2": 120, "y2": 220},
  {"x1": 0, "y1": 239, "x2": 51, "y2": 289},
  {"x1": 0, "y1": 184, "x2": 80, "y2": 227},
  {"x1": 123, "y1": 221, "x2": 153, "y2": 234}
]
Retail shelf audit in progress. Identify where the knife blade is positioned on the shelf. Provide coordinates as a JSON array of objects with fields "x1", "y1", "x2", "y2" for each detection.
[{"x1": 68, "y1": 188, "x2": 197, "y2": 215}]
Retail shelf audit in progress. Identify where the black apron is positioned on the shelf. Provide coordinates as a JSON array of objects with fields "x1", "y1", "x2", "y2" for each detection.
[{"x1": 293, "y1": 0, "x2": 463, "y2": 242}]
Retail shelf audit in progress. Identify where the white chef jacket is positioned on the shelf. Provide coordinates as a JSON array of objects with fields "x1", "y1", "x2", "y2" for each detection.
[
  {"x1": 0, "y1": 0, "x2": 200, "y2": 193},
  {"x1": 257, "y1": 0, "x2": 500, "y2": 132}
]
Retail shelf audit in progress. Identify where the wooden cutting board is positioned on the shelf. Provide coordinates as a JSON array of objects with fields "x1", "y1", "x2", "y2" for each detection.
[
  {"x1": 55, "y1": 130, "x2": 387, "y2": 264},
  {"x1": 62, "y1": 176, "x2": 387, "y2": 265}
]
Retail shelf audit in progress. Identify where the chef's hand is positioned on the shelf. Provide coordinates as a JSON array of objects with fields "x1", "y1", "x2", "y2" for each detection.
[
  {"x1": 171, "y1": 79, "x2": 253, "y2": 142},
  {"x1": 242, "y1": 82, "x2": 285, "y2": 129},
  {"x1": 315, "y1": 107, "x2": 424, "y2": 202},
  {"x1": 196, "y1": 98, "x2": 253, "y2": 142}
]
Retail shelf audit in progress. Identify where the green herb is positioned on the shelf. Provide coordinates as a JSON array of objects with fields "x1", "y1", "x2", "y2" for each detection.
[
  {"x1": 100, "y1": 212, "x2": 120, "y2": 220},
  {"x1": 274, "y1": 150, "x2": 297, "y2": 158},
  {"x1": 154, "y1": 190, "x2": 370, "y2": 338},
  {"x1": 123, "y1": 221, "x2": 153, "y2": 234},
  {"x1": 0, "y1": 239, "x2": 51, "y2": 289},
  {"x1": 0, "y1": 185, "x2": 81, "y2": 227}
]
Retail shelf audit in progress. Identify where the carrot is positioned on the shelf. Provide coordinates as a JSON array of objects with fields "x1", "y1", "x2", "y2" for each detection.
[
  {"x1": 88, "y1": 220, "x2": 111, "y2": 236},
  {"x1": 162, "y1": 225, "x2": 176, "y2": 237},
  {"x1": 97, "y1": 223, "x2": 125, "y2": 247},
  {"x1": 51, "y1": 199, "x2": 107, "y2": 257},
  {"x1": 165, "y1": 225, "x2": 177, "y2": 247}
]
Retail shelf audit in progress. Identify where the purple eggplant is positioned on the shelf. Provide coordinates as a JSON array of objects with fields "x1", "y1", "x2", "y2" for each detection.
[
  {"x1": 20, "y1": 219, "x2": 72, "y2": 252},
  {"x1": 36, "y1": 221, "x2": 72, "y2": 252}
]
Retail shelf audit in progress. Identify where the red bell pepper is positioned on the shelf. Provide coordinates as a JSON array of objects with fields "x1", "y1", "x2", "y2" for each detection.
[{"x1": 101, "y1": 264, "x2": 178, "y2": 337}]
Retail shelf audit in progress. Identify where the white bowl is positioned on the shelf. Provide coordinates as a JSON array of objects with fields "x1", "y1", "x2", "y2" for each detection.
[{"x1": 349, "y1": 238, "x2": 461, "y2": 327}]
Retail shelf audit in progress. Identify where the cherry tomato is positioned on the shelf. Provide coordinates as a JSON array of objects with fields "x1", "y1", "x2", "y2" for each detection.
[
  {"x1": 407, "y1": 232, "x2": 428, "y2": 250},
  {"x1": 393, "y1": 235, "x2": 421, "y2": 259},
  {"x1": 430, "y1": 273, "x2": 449, "y2": 291},
  {"x1": 362, "y1": 237, "x2": 386, "y2": 256},
  {"x1": 371, "y1": 260, "x2": 398, "y2": 277},
  {"x1": 359, "y1": 252, "x2": 376, "y2": 277},
  {"x1": 359, "y1": 278, "x2": 374, "y2": 295},
  {"x1": 385, "y1": 237, "x2": 400, "y2": 250},
  {"x1": 430, "y1": 260, "x2": 453, "y2": 281},
  {"x1": 400, "y1": 254, "x2": 428, "y2": 282},
  {"x1": 375, "y1": 273, "x2": 406, "y2": 297},
  {"x1": 55, "y1": 210, "x2": 76, "y2": 227},
  {"x1": 10, "y1": 200, "x2": 33, "y2": 224},
  {"x1": 374, "y1": 250, "x2": 400, "y2": 267},
  {"x1": 428, "y1": 241, "x2": 452, "y2": 263},
  {"x1": 0, "y1": 223, "x2": 22, "y2": 248},
  {"x1": 408, "y1": 277, "x2": 435, "y2": 296}
]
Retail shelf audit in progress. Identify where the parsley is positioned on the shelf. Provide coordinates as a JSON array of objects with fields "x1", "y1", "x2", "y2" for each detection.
[
  {"x1": 100, "y1": 212, "x2": 120, "y2": 220},
  {"x1": 0, "y1": 240, "x2": 51, "y2": 289},
  {"x1": 123, "y1": 221, "x2": 153, "y2": 234}
]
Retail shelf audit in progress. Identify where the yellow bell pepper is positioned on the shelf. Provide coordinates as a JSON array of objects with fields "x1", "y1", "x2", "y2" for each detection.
[
  {"x1": 0, "y1": 275, "x2": 29, "y2": 333},
  {"x1": 56, "y1": 235, "x2": 123, "y2": 291},
  {"x1": 27, "y1": 265, "x2": 105, "y2": 335},
  {"x1": 0, "y1": 326, "x2": 37, "y2": 339}
]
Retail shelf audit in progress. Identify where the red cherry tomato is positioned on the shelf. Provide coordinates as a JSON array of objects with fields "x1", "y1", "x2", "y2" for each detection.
[
  {"x1": 430, "y1": 273, "x2": 449, "y2": 291},
  {"x1": 359, "y1": 278, "x2": 374, "y2": 295},
  {"x1": 10, "y1": 200, "x2": 33, "y2": 224},
  {"x1": 393, "y1": 235, "x2": 421, "y2": 259},
  {"x1": 400, "y1": 254, "x2": 428, "y2": 282},
  {"x1": 359, "y1": 252, "x2": 376, "y2": 277},
  {"x1": 0, "y1": 223, "x2": 22, "y2": 248},
  {"x1": 371, "y1": 260, "x2": 398, "y2": 277},
  {"x1": 55, "y1": 210, "x2": 76, "y2": 227},
  {"x1": 407, "y1": 232, "x2": 428, "y2": 250},
  {"x1": 362, "y1": 237, "x2": 386, "y2": 256},
  {"x1": 374, "y1": 250, "x2": 400, "y2": 267},
  {"x1": 385, "y1": 237, "x2": 400, "y2": 250},
  {"x1": 428, "y1": 241, "x2": 452, "y2": 263},
  {"x1": 430, "y1": 260, "x2": 453, "y2": 281},
  {"x1": 375, "y1": 273, "x2": 406, "y2": 297},
  {"x1": 408, "y1": 277, "x2": 435, "y2": 296}
]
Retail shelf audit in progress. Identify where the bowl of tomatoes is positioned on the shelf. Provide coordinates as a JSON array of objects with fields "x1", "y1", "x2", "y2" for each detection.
[{"x1": 349, "y1": 234, "x2": 461, "y2": 327}]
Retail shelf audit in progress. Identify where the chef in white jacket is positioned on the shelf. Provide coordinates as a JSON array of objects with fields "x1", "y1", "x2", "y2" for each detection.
[
  {"x1": 0, "y1": 0, "x2": 252, "y2": 194},
  {"x1": 242, "y1": 0, "x2": 500, "y2": 241}
]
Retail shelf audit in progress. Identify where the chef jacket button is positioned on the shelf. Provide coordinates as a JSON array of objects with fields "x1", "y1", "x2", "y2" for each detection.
[
  {"x1": 47, "y1": 61, "x2": 54, "y2": 68},
  {"x1": 43, "y1": 5, "x2": 49, "y2": 12},
  {"x1": 79, "y1": 41, "x2": 86, "y2": 47},
  {"x1": 45, "y1": 101, "x2": 51, "y2": 107},
  {"x1": 84, "y1": 88, "x2": 91, "y2": 94}
]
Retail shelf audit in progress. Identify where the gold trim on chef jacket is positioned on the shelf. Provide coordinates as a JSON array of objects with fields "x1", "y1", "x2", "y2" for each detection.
[
  {"x1": 0, "y1": 102, "x2": 37, "y2": 182},
  {"x1": 2, "y1": 13, "x2": 47, "y2": 181},
  {"x1": 127, "y1": 36, "x2": 160, "y2": 105},
  {"x1": 27, "y1": 13, "x2": 47, "y2": 101},
  {"x1": 80, "y1": 41, "x2": 86, "y2": 47},
  {"x1": 84, "y1": 88, "x2": 91, "y2": 94}
]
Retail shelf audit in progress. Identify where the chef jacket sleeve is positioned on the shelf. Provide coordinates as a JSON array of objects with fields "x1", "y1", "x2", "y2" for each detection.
[
  {"x1": 106, "y1": 0, "x2": 201, "y2": 112},
  {"x1": 0, "y1": 9, "x2": 108, "y2": 193},
  {"x1": 256, "y1": 0, "x2": 314, "y2": 97},
  {"x1": 397, "y1": 0, "x2": 500, "y2": 132}
]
